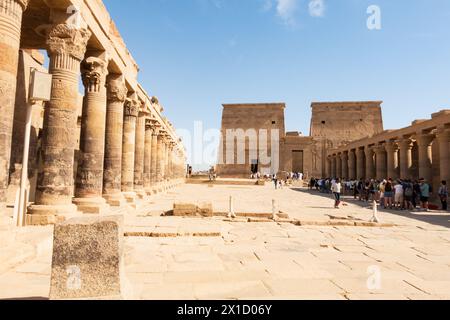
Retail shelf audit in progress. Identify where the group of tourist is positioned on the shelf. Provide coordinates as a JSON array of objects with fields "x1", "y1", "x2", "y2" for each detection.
[
  {"x1": 309, "y1": 177, "x2": 448, "y2": 211},
  {"x1": 270, "y1": 172, "x2": 304, "y2": 190}
]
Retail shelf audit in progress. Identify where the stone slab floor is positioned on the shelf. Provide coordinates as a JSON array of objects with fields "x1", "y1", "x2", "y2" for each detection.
[{"x1": 1, "y1": 183, "x2": 450, "y2": 300}]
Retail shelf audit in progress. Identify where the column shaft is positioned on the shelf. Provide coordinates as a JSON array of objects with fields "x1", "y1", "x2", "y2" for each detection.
[
  {"x1": 73, "y1": 57, "x2": 109, "y2": 214},
  {"x1": 0, "y1": 0, "x2": 28, "y2": 208},
  {"x1": 348, "y1": 150, "x2": 356, "y2": 180},
  {"x1": 134, "y1": 111, "x2": 146, "y2": 196},
  {"x1": 103, "y1": 75, "x2": 127, "y2": 206},
  {"x1": 144, "y1": 120, "x2": 154, "y2": 192},
  {"x1": 416, "y1": 133, "x2": 434, "y2": 182},
  {"x1": 398, "y1": 139, "x2": 413, "y2": 179},
  {"x1": 385, "y1": 141, "x2": 399, "y2": 180},
  {"x1": 365, "y1": 147, "x2": 375, "y2": 179},
  {"x1": 437, "y1": 129, "x2": 450, "y2": 183},
  {"x1": 121, "y1": 98, "x2": 138, "y2": 195},
  {"x1": 29, "y1": 24, "x2": 91, "y2": 225},
  {"x1": 356, "y1": 148, "x2": 365, "y2": 179}
]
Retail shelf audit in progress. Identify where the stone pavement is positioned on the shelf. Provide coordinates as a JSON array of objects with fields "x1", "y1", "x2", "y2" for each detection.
[{"x1": 1, "y1": 184, "x2": 450, "y2": 300}]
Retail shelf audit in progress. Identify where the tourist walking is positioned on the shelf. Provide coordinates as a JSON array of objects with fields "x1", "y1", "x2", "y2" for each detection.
[
  {"x1": 384, "y1": 178, "x2": 394, "y2": 209},
  {"x1": 331, "y1": 178, "x2": 342, "y2": 209},
  {"x1": 394, "y1": 180, "x2": 404, "y2": 210},
  {"x1": 439, "y1": 181, "x2": 448, "y2": 211},
  {"x1": 403, "y1": 180, "x2": 414, "y2": 211}
]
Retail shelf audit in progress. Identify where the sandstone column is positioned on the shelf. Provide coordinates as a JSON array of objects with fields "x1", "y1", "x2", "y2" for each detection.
[
  {"x1": 341, "y1": 152, "x2": 349, "y2": 179},
  {"x1": 385, "y1": 141, "x2": 399, "y2": 180},
  {"x1": 331, "y1": 155, "x2": 337, "y2": 178},
  {"x1": 374, "y1": 145, "x2": 387, "y2": 180},
  {"x1": 0, "y1": 0, "x2": 29, "y2": 211},
  {"x1": 348, "y1": 150, "x2": 356, "y2": 180},
  {"x1": 325, "y1": 156, "x2": 331, "y2": 177},
  {"x1": 121, "y1": 97, "x2": 139, "y2": 203},
  {"x1": 156, "y1": 132, "x2": 166, "y2": 185},
  {"x1": 398, "y1": 138, "x2": 413, "y2": 179},
  {"x1": 150, "y1": 128, "x2": 159, "y2": 189},
  {"x1": 436, "y1": 129, "x2": 450, "y2": 183},
  {"x1": 416, "y1": 133, "x2": 434, "y2": 182},
  {"x1": 73, "y1": 57, "x2": 109, "y2": 214},
  {"x1": 134, "y1": 110, "x2": 146, "y2": 198},
  {"x1": 364, "y1": 146, "x2": 375, "y2": 180},
  {"x1": 28, "y1": 24, "x2": 91, "y2": 225},
  {"x1": 356, "y1": 148, "x2": 365, "y2": 179},
  {"x1": 103, "y1": 74, "x2": 127, "y2": 207},
  {"x1": 336, "y1": 153, "x2": 342, "y2": 178},
  {"x1": 144, "y1": 118, "x2": 154, "y2": 194}
]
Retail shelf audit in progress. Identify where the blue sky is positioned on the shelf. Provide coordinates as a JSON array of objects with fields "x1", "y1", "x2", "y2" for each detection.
[{"x1": 104, "y1": 0, "x2": 450, "y2": 137}]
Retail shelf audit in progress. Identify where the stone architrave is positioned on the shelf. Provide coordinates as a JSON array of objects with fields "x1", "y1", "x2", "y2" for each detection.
[
  {"x1": 121, "y1": 96, "x2": 139, "y2": 203},
  {"x1": 49, "y1": 215, "x2": 123, "y2": 300},
  {"x1": 103, "y1": 74, "x2": 128, "y2": 207},
  {"x1": 28, "y1": 24, "x2": 91, "y2": 225},
  {"x1": 73, "y1": 57, "x2": 109, "y2": 214},
  {"x1": 0, "y1": 0, "x2": 29, "y2": 211}
]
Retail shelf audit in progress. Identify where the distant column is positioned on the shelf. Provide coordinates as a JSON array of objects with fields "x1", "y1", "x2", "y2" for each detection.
[
  {"x1": 385, "y1": 141, "x2": 399, "y2": 180},
  {"x1": 341, "y1": 152, "x2": 349, "y2": 179},
  {"x1": 356, "y1": 148, "x2": 365, "y2": 179},
  {"x1": 325, "y1": 156, "x2": 331, "y2": 177},
  {"x1": 0, "y1": 0, "x2": 29, "y2": 210},
  {"x1": 156, "y1": 133, "x2": 165, "y2": 184},
  {"x1": 103, "y1": 74, "x2": 127, "y2": 207},
  {"x1": 348, "y1": 150, "x2": 356, "y2": 180},
  {"x1": 336, "y1": 153, "x2": 342, "y2": 179},
  {"x1": 150, "y1": 129, "x2": 159, "y2": 187},
  {"x1": 416, "y1": 133, "x2": 434, "y2": 183},
  {"x1": 144, "y1": 119, "x2": 154, "y2": 194},
  {"x1": 331, "y1": 155, "x2": 337, "y2": 178},
  {"x1": 364, "y1": 146, "x2": 375, "y2": 179},
  {"x1": 398, "y1": 138, "x2": 413, "y2": 179},
  {"x1": 436, "y1": 129, "x2": 450, "y2": 183},
  {"x1": 374, "y1": 145, "x2": 387, "y2": 180},
  {"x1": 121, "y1": 97, "x2": 139, "y2": 202},
  {"x1": 73, "y1": 57, "x2": 109, "y2": 214},
  {"x1": 134, "y1": 110, "x2": 146, "y2": 198}
]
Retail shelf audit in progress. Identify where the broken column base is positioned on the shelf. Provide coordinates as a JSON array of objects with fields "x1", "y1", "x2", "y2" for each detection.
[
  {"x1": 27, "y1": 204, "x2": 79, "y2": 226},
  {"x1": 122, "y1": 192, "x2": 136, "y2": 204},
  {"x1": 73, "y1": 197, "x2": 110, "y2": 215},
  {"x1": 103, "y1": 193, "x2": 127, "y2": 208}
]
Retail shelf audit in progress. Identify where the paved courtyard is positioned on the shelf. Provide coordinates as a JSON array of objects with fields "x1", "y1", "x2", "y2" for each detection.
[{"x1": 1, "y1": 183, "x2": 450, "y2": 300}]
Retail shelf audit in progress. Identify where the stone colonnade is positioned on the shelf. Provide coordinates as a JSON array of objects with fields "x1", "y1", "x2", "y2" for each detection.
[
  {"x1": 0, "y1": 1, "x2": 186, "y2": 224},
  {"x1": 326, "y1": 113, "x2": 450, "y2": 198}
]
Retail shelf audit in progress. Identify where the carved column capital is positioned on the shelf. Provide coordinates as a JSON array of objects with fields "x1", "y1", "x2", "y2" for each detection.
[
  {"x1": 385, "y1": 141, "x2": 399, "y2": 152},
  {"x1": 415, "y1": 133, "x2": 435, "y2": 147},
  {"x1": 46, "y1": 23, "x2": 91, "y2": 61},
  {"x1": 106, "y1": 75, "x2": 128, "y2": 103},
  {"x1": 397, "y1": 138, "x2": 414, "y2": 150},
  {"x1": 81, "y1": 57, "x2": 108, "y2": 93},
  {"x1": 124, "y1": 98, "x2": 139, "y2": 118},
  {"x1": 16, "y1": 0, "x2": 29, "y2": 10}
]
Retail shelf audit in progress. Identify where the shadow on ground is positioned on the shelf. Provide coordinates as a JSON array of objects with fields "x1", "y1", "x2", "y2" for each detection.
[{"x1": 291, "y1": 188, "x2": 450, "y2": 229}]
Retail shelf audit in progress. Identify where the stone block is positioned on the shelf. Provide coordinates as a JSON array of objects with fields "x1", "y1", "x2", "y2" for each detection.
[
  {"x1": 198, "y1": 202, "x2": 213, "y2": 217},
  {"x1": 173, "y1": 203, "x2": 197, "y2": 216},
  {"x1": 49, "y1": 215, "x2": 124, "y2": 300}
]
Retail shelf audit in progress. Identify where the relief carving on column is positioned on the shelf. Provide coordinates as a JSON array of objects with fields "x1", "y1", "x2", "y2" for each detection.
[
  {"x1": 46, "y1": 23, "x2": 91, "y2": 61},
  {"x1": 124, "y1": 98, "x2": 139, "y2": 118},
  {"x1": 107, "y1": 76, "x2": 128, "y2": 103},
  {"x1": 81, "y1": 57, "x2": 108, "y2": 93}
]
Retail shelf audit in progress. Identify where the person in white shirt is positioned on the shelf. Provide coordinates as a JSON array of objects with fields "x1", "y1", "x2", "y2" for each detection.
[
  {"x1": 331, "y1": 178, "x2": 342, "y2": 209},
  {"x1": 394, "y1": 181, "x2": 404, "y2": 210}
]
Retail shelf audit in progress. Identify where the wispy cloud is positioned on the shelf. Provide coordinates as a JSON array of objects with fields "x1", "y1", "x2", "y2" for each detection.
[
  {"x1": 276, "y1": 0, "x2": 298, "y2": 26},
  {"x1": 262, "y1": 0, "x2": 325, "y2": 27},
  {"x1": 308, "y1": 0, "x2": 325, "y2": 17}
]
